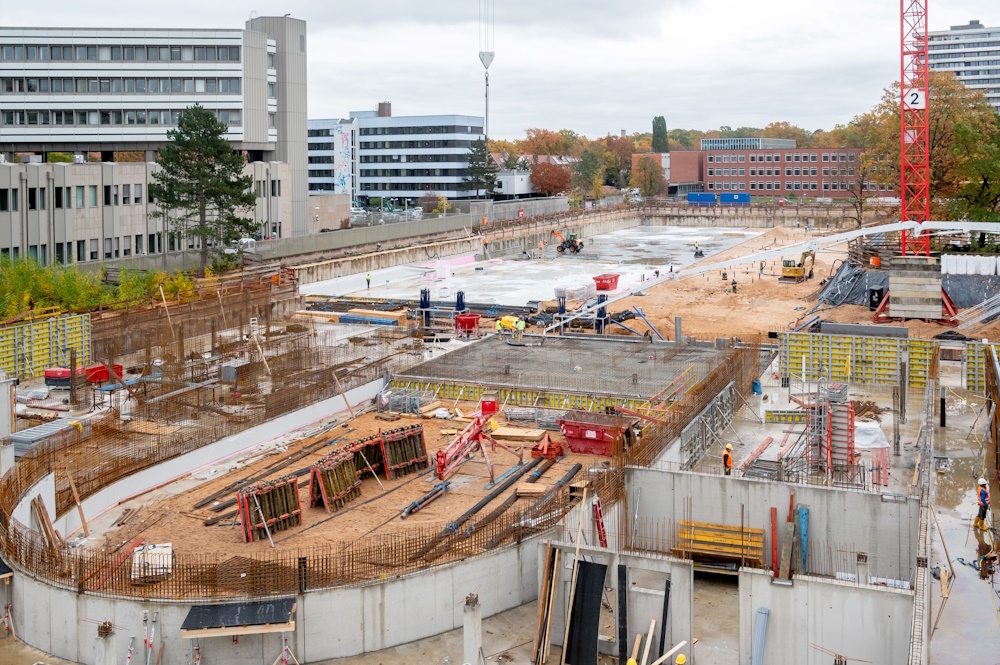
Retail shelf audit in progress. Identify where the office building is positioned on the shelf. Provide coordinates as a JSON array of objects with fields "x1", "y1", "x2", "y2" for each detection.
[
  {"x1": 0, "y1": 15, "x2": 309, "y2": 236},
  {"x1": 0, "y1": 160, "x2": 289, "y2": 265},
  {"x1": 671, "y1": 145, "x2": 877, "y2": 198},
  {"x1": 929, "y1": 20, "x2": 1000, "y2": 114},
  {"x1": 334, "y1": 103, "x2": 484, "y2": 205},
  {"x1": 307, "y1": 117, "x2": 358, "y2": 201}
]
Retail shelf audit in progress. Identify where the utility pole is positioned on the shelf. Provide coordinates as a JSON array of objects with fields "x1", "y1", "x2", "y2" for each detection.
[{"x1": 479, "y1": 0, "x2": 495, "y2": 199}]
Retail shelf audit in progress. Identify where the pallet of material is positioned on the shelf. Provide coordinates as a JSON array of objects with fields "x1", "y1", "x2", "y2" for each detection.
[
  {"x1": 490, "y1": 426, "x2": 546, "y2": 442},
  {"x1": 419, "y1": 401, "x2": 445, "y2": 417},
  {"x1": 347, "y1": 308, "x2": 408, "y2": 325},
  {"x1": 671, "y1": 520, "x2": 764, "y2": 567}
]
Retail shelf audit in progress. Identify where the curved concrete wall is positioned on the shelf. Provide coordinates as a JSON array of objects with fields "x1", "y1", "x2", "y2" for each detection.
[
  {"x1": 13, "y1": 536, "x2": 538, "y2": 665},
  {"x1": 6, "y1": 374, "x2": 543, "y2": 664}
]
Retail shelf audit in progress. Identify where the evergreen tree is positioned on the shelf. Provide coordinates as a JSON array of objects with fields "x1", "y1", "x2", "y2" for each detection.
[
  {"x1": 652, "y1": 116, "x2": 669, "y2": 152},
  {"x1": 462, "y1": 138, "x2": 498, "y2": 199},
  {"x1": 149, "y1": 104, "x2": 256, "y2": 276}
]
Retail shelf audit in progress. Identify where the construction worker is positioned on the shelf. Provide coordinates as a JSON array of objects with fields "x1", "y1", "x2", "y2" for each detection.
[
  {"x1": 495, "y1": 319, "x2": 503, "y2": 339},
  {"x1": 976, "y1": 477, "x2": 990, "y2": 531},
  {"x1": 731, "y1": 278, "x2": 738, "y2": 294},
  {"x1": 366, "y1": 272, "x2": 371, "y2": 289},
  {"x1": 515, "y1": 317, "x2": 526, "y2": 341},
  {"x1": 675, "y1": 655, "x2": 686, "y2": 665},
  {"x1": 723, "y1": 443, "x2": 733, "y2": 476}
]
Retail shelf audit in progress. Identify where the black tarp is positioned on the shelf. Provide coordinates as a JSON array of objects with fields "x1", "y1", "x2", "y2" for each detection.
[
  {"x1": 181, "y1": 598, "x2": 295, "y2": 633},
  {"x1": 0, "y1": 555, "x2": 11, "y2": 578},
  {"x1": 565, "y1": 561, "x2": 607, "y2": 665}
]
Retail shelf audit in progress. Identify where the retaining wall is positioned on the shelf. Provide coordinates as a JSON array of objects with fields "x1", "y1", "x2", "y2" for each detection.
[
  {"x1": 6, "y1": 374, "x2": 543, "y2": 665},
  {"x1": 13, "y1": 538, "x2": 538, "y2": 665},
  {"x1": 738, "y1": 568, "x2": 914, "y2": 665},
  {"x1": 626, "y1": 467, "x2": 920, "y2": 581}
]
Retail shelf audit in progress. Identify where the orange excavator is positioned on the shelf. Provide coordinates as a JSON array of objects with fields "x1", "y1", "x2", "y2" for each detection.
[{"x1": 551, "y1": 231, "x2": 584, "y2": 253}]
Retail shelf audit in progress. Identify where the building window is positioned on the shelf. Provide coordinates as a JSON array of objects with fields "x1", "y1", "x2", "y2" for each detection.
[
  {"x1": 707, "y1": 155, "x2": 714, "y2": 163},
  {"x1": 75, "y1": 186, "x2": 84, "y2": 208},
  {"x1": 750, "y1": 182, "x2": 756, "y2": 190},
  {"x1": 738, "y1": 155, "x2": 745, "y2": 163},
  {"x1": 122, "y1": 184, "x2": 130, "y2": 205},
  {"x1": 269, "y1": 113, "x2": 275, "y2": 127},
  {"x1": 738, "y1": 168, "x2": 745, "y2": 176},
  {"x1": 28, "y1": 188, "x2": 37, "y2": 211},
  {"x1": 123, "y1": 235, "x2": 131, "y2": 256},
  {"x1": 739, "y1": 182, "x2": 745, "y2": 190},
  {"x1": 54, "y1": 188, "x2": 63, "y2": 209},
  {"x1": 765, "y1": 182, "x2": 772, "y2": 190},
  {"x1": 268, "y1": 53, "x2": 274, "y2": 67},
  {"x1": 134, "y1": 184, "x2": 142, "y2": 204},
  {"x1": 268, "y1": 83, "x2": 275, "y2": 98},
  {"x1": 89, "y1": 239, "x2": 98, "y2": 261},
  {"x1": 749, "y1": 155, "x2": 756, "y2": 163},
  {"x1": 76, "y1": 240, "x2": 85, "y2": 262}
]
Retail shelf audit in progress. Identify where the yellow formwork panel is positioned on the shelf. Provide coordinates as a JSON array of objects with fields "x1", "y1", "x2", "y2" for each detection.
[
  {"x1": 0, "y1": 314, "x2": 90, "y2": 379},
  {"x1": 908, "y1": 340, "x2": 937, "y2": 388},
  {"x1": 780, "y1": 331, "x2": 907, "y2": 386},
  {"x1": 388, "y1": 378, "x2": 647, "y2": 413},
  {"x1": 965, "y1": 342, "x2": 999, "y2": 393}
]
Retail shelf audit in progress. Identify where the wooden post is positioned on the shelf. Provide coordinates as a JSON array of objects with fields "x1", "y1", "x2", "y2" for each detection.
[
  {"x1": 640, "y1": 619, "x2": 656, "y2": 665},
  {"x1": 158, "y1": 285, "x2": 176, "y2": 343},
  {"x1": 216, "y1": 290, "x2": 229, "y2": 329},
  {"x1": 332, "y1": 370, "x2": 355, "y2": 419},
  {"x1": 66, "y1": 469, "x2": 88, "y2": 537},
  {"x1": 559, "y1": 488, "x2": 587, "y2": 665}
]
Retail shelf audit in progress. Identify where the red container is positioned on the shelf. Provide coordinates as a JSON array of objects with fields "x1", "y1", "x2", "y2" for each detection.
[
  {"x1": 85, "y1": 363, "x2": 124, "y2": 384},
  {"x1": 593, "y1": 273, "x2": 620, "y2": 290},
  {"x1": 558, "y1": 411, "x2": 634, "y2": 457},
  {"x1": 455, "y1": 313, "x2": 481, "y2": 333}
]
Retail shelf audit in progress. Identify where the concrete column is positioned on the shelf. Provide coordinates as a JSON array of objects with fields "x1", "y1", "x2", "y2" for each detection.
[
  {"x1": 0, "y1": 376, "x2": 13, "y2": 438},
  {"x1": 674, "y1": 316, "x2": 682, "y2": 345},
  {"x1": 94, "y1": 634, "x2": 116, "y2": 665},
  {"x1": 463, "y1": 593, "x2": 482, "y2": 665},
  {"x1": 0, "y1": 442, "x2": 13, "y2": 477}
]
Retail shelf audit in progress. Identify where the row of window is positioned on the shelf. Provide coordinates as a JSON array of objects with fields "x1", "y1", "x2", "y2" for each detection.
[
  {"x1": 354, "y1": 125, "x2": 483, "y2": 137},
  {"x1": 3, "y1": 76, "x2": 242, "y2": 95},
  {"x1": 928, "y1": 41, "x2": 1000, "y2": 50},
  {"x1": 0, "y1": 183, "x2": 144, "y2": 212},
  {"x1": 358, "y1": 168, "x2": 469, "y2": 177},
  {"x1": 707, "y1": 152, "x2": 855, "y2": 164},
  {"x1": 929, "y1": 51, "x2": 1000, "y2": 60},
  {"x1": 707, "y1": 167, "x2": 855, "y2": 177},
  {"x1": 308, "y1": 142, "x2": 355, "y2": 152},
  {"x1": 706, "y1": 181, "x2": 894, "y2": 192},
  {"x1": 2, "y1": 108, "x2": 242, "y2": 127},
  {"x1": 0, "y1": 44, "x2": 241, "y2": 63},
  {"x1": 359, "y1": 154, "x2": 467, "y2": 164},
  {"x1": 359, "y1": 140, "x2": 476, "y2": 150},
  {"x1": 361, "y1": 182, "x2": 462, "y2": 192}
]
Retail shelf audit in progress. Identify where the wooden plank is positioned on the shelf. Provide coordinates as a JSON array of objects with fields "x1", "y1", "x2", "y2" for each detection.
[
  {"x1": 66, "y1": 469, "x2": 89, "y2": 537},
  {"x1": 778, "y1": 520, "x2": 795, "y2": 580},
  {"x1": 533, "y1": 546, "x2": 555, "y2": 661},
  {"x1": 542, "y1": 548, "x2": 561, "y2": 663},
  {"x1": 559, "y1": 488, "x2": 587, "y2": 665},
  {"x1": 640, "y1": 619, "x2": 656, "y2": 665},
  {"x1": 179, "y1": 620, "x2": 295, "y2": 639},
  {"x1": 517, "y1": 483, "x2": 549, "y2": 497},
  {"x1": 491, "y1": 426, "x2": 546, "y2": 441}
]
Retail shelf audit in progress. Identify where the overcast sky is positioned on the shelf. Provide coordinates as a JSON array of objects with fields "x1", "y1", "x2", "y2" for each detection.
[{"x1": 5, "y1": 1, "x2": 997, "y2": 139}]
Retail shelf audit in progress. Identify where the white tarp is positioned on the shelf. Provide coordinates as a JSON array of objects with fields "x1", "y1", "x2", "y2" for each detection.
[
  {"x1": 131, "y1": 542, "x2": 173, "y2": 583},
  {"x1": 854, "y1": 420, "x2": 890, "y2": 450},
  {"x1": 941, "y1": 254, "x2": 956, "y2": 275},
  {"x1": 940, "y1": 254, "x2": 997, "y2": 276}
]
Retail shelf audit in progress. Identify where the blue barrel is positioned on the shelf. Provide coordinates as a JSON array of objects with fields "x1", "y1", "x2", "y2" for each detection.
[
  {"x1": 456, "y1": 291, "x2": 466, "y2": 312},
  {"x1": 752, "y1": 379, "x2": 762, "y2": 395},
  {"x1": 419, "y1": 288, "x2": 430, "y2": 310}
]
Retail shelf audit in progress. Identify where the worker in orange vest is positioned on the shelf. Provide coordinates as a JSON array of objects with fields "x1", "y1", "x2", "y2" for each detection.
[
  {"x1": 723, "y1": 443, "x2": 733, "y2": 476},
  {"x1": 976, "y1": 477, "x2": 990, "y2": 531}
]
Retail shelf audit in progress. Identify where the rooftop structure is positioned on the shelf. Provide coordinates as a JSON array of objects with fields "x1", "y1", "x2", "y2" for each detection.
[{"x1": 700, "y1": 137, "x2": 796, "y2": 150}]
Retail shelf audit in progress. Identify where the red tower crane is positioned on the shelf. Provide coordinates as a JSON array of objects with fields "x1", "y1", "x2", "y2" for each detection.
[{"x1": 900, "y1": 0, "x2": 931, "y2": 255}]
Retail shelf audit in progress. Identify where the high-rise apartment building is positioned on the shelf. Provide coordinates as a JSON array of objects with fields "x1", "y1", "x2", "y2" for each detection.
[
  {"x1": 312, "y1": 103, "x2": 484, "y2": 206},
  {"x1": 0, "y1": 15, "x2": 309, "y2": 236},
  {"x1": 928, "y1": 19, "x2": 1000, "y2": 114}
]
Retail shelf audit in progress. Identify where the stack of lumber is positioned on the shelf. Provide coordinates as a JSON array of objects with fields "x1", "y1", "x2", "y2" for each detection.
[
  {"x1": 491, "y1": 426, "x2": 546, "y2": 441},
  {"x1": 347, "y1": 308, "x2": 407, "y2": 325},
  {"x1": 237, "y1": 475, "x2": 303, "y2": 543},
  {"x1": 309, "y1": 450, "x2": 362, "y2": 513}
]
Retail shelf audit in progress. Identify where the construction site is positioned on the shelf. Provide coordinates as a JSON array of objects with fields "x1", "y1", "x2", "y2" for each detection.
[{"x1": 1, "y1": 6, "x2": 1000, "y2": 660}]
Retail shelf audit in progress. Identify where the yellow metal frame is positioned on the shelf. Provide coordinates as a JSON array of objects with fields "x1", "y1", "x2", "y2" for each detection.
[
  {"x1": 0, "y1": 313, "x2": 91, "y2": 379},
  {"x1": 390, "y1": 378, "x2": 653, "y2": 413},
  {"x1": 780, "y1": 331, "x2": 935, "y2": 388}
]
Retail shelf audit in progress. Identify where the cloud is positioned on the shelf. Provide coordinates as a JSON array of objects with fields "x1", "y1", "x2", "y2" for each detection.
[{"x1": 3, "y1": 0, "x2": 997, "y2": 138}]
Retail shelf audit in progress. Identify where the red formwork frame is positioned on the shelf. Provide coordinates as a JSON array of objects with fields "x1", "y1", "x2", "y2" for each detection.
[{"x1": 900, "y1": 0, "x2": 930, "y2": 256}]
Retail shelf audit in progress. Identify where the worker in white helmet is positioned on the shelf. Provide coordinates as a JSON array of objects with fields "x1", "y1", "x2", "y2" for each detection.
[
  {"x1": 976, "y1": 477, "x2": 990, "y2": 531},
  {"x1": 723, "y1": 443, "x2": 733, "y2": 476}
]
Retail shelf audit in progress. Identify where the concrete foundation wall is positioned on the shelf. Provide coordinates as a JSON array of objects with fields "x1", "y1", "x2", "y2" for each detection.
[
  {"x1": 291, "y1": 236, "x2": 481, "y2": 285},
  {"x1": 12, "y1": 534, "x2": 539, "y2": 665},
  {"x1": 13, "y1": 470, "x2": 55, "y2": 530},
  {"x1": 626, "y1": 467, "x2": 920, "y2": 581},
  {"x1": 540, "y1": 535, "x2": 694, "y2": 663},
  {"x1": 738, "y1": 568, "x2": 913, "y2": 665}
]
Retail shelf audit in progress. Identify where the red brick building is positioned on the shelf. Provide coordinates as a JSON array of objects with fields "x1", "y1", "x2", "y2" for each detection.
[{"x1": 668, "y1": 146, "x2": 895, "y2": 199}]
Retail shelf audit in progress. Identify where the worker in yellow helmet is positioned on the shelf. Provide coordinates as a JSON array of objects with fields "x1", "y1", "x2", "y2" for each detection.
[
  {"x1": 723, "y1": 443, "x2": 733, "y2": 476},
  {"x1": 675, "y1": 655, "x2": 686, "y2": 664},
  {"x1": 626, "y1": 660, "x2": 637, "y2": 665}
]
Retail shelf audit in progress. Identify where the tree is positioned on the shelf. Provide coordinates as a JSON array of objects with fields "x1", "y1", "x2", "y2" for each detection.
[
  {"x1": 418, "y1": 191, "x2": 440, "y2": 213},
  {"x1": 462, "y1": 138, "x2": 498, "y2": 199},
  {"x1": 501, "y1": 151, "x2": 531, "y2": 171},
  {"x1": 149, "y1": 105, "x2": 255, "y2": 276},
  {"x1": 529, "y1": 162, "x2": 572, "y2": 196},
  {"x1": 605, "y1": 135, "x2": 634, "y2": 189},
  {"x1": 652, "y1": 116, "x2": 669, "y2": 152},
  {"x1": 865, "y1": 71, "x2": 998, "y2": 217},
  {"x1": 630, "y1": 156, "x2": 665, "y2": 197},
  {"x1": 574, "y1": 148, "x2": 605, "y2": 200},
  {"x1": 950, "y1": 119, "x2": 1000, "y2": 224}
]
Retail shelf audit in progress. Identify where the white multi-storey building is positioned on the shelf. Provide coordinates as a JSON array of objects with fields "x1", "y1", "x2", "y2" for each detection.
[
  {"x1": 328, "y1": 103, "x2": 483, "y2": 206},
  {"x1": 929, "y1": 19, "x2": 1000, "y2": 114},
  {"x1": 0, "y1": 15, "x2": 309, "y2": 237},
  {"x1": 307, "y1": 117, "x2": 358, "y2": 202}
]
